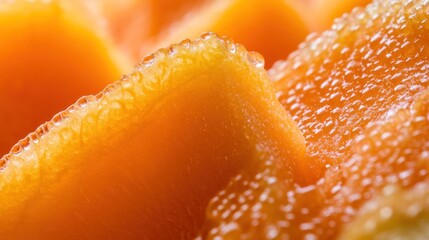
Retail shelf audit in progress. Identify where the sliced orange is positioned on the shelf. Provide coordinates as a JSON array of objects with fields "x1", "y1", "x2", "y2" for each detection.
[
  {"x1": 272, "y1": 0, "x2": 429, "y2": 178},
  {"x1": 0, "y1": 34, "x2": 308, "y2": 239},
  {"x1": 147, "y1": 0, "x2": 309, "y2": 68},
  {"x1": 0, "y1": 1, "x2": 127, "y2": 155}
]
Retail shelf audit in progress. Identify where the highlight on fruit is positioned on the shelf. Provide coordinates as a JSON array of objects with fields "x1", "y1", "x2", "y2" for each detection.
[{"x1": 0, "y1": 0, "x2": 427, "y2": 239}]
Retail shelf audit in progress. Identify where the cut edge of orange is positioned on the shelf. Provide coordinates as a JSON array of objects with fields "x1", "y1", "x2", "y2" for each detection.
[
  {"x1": 0, "y1": 32, "x2": 311, "y2": 206},
  {"x1": 142, "y1": 0, "x2": 309, "y2": 68}
]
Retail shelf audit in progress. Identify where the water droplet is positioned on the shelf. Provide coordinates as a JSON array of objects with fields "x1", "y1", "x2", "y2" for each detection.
[
  {"x1": 141, "y1": 54, "x2": 155, "y2": 66},
  {"x1": 179, "y1": 39, "x2": 191, "y2": 48},
  {"x1": 247, "y1": 52, "x2": 265, "y2": 69},
  {"x1": 201, "y1": 32, "x2": 217, "y2": 40}
]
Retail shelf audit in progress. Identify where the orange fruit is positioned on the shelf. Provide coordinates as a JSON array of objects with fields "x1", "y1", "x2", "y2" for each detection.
[
  {"x1": 317, "y1": 87, "x2": 429, "y2": 239},
  {"x1": 200, "y1": 0, "x2": 429, "y2": 238},
  {"x1": 0, "y1": 34, "x2": 308, "y2": 239},
  {"x1": 272, "y1": 0, "x2": 429, "y2": 179},
  {"x1": 0, "y1": 1, "x2": 127, "y2": 155},
  {"x1": 147, "y1": 0, "x2": 309, "y2": 68}
]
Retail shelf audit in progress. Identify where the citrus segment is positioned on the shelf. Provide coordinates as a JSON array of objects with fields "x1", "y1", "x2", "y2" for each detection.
[
  {"x1": 0, "y1": 0, "x2": 126, "y2": 155},
  {"x1": 272, "y1": 0, "x2": 429, "y2": 178},
  {"x1": 0, "y1": 34, "x2": 307, "y2": 239}
]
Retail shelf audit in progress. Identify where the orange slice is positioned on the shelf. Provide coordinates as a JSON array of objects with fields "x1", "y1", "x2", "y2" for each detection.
[
  {"x1": 0, "y1": 34, "x2": 307, "y2": 239},
  {"x1": 146, "y1": 0, "x2": 309, "y2": 68},
  {"x1": 272, "y1": 0, "x2": 429, "y2": 178},
  {"x1": 0, "y1": 1, "x2": 127, "y2": 155}
]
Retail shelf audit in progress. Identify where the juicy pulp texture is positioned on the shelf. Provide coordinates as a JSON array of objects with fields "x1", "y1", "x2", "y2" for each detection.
[
  {"x1": 317, "y1": 87, "x2": 429, "y2": 239},
  {"x1": 0, "y1": 1, "x2": 125, "y2": 155},
  {"x1": 200, "y1": 0, "x2": 429, "y2": 239},
  {"x1": 272, "y1": 0, "x2": 429, "y2": 179},
  {"x1": 0, "y1": 34, "x2": 308, "y2": 239},
  {"x1": 201, "y1": 82, "x2": 429, "y2": 240},
  {"x1": 148, "y1": 0, "x2": 309, "y2": 68}
]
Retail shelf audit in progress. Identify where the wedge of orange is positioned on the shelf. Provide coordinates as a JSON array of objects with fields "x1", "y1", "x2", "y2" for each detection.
[
  {"x1": 272, "y1": 0, "x2": 429, "y2": 179},
  {"x1": 0, "y1": 1, "x2": 127, "y2": 155},
  {"x1": 0, "y1": 34, "x2": 308, "y2": 239}
]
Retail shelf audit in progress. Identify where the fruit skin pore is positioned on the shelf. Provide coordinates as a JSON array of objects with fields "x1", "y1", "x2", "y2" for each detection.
[
  {"x1": 0, "y1": 34, "x2": 308, "y2": 239},
  {"x1": 0, "y1": 1, "x2": 126, "y2": 155}
]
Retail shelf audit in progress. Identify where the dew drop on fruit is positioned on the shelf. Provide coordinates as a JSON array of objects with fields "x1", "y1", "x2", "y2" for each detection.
[{"x1": 247, "y1": 52, "x2": 264, "y2": 69}]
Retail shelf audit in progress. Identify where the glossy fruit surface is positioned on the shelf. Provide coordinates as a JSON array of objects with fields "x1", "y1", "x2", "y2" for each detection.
[
  {"x1": 0, "y1": 1, "x2": 125, "y2": 154},
  {"x1": 199, "y1": 0, "x2": 429, "y2": 238},
  {"x1": 0, "y1": 34, "x2": 308, "y2": 239},
  {"x1": 272, "y1": 0, "x2": 429, "y2": 179},
  {"x1": 149, "y1": 0, "x2": 309, "y2": 68}
]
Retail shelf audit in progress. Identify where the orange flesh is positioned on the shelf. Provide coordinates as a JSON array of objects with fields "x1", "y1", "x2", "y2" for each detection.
[
  {"x1": 0, "y1": 1, "x2": 124, "y2": 155},
  {"x1": 0, "y1": 0, "x2": 428, "y2": 239},
  {"x1": 319, "y1": 88, "x2": 429, "y2": 238},
  {"x1": 201, "y1": 85, "x2": 429, "y2": 240},
  {"x1": 0, "y1": 35, "x2": 308, "y2": 239},
  {"x1": 201, "y1": 0, "x2": 429, "y2": 239},
  {"x1": 149, "y1": 0, "x2": 309, "y2": 68},
  {"x1": 272, "y1": 0, "x2": 429, "y2": 179}
]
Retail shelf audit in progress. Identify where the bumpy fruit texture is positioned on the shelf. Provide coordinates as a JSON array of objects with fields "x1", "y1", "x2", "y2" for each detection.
[
  {"x1": 272, "y1": 0, "x2": 429, "y2": 179},
  {"x1": 201, "y1": 86, "x2": 429, "y2": 240},
  {"x1": 149, "y1": 0, "x2": 309, "y2": 68},
  {"x1": 0, "y1": 1, "x2": 125, "y2": 155},
  {"x1": 317, "y1": 87, "x2": 429, "y2": 239},
  {"x1": 338, "y1": 181, "x2": 429, "y2": 240},
  {"x1": 0, "y1": 34, "x2": 309, "y2": 239},
  {"x1": 201, "y1": 0, "x2": 429, "y2": 238}
]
